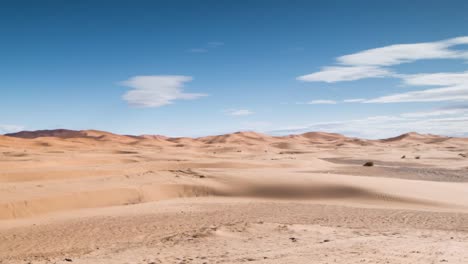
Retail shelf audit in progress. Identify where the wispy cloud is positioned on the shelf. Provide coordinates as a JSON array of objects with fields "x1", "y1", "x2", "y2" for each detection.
[
  {"x1": 300, "y1": 36, "x2": 468, "y2": 104},
  {"x1": 400, "y1": 106, "x2": 468, "y2": 118},
  {"x1": 337, "y1": 36, "x2": 468, "y2": 66},
  {"x1": 364, "y1": 71, "x2": 468, "y2": 103},
  {"x1": 297, "y1": 36, "x2": 468, "y2": 83},
  {"x1": 226, "y1": 109, "x2": 254, "y2": 116},
  {"x1": 343, "y1": 98, "x2": 366, "y2": 103},
  {"x1": 365, "y1": 86, "x2": 468, "y2": 103},
  {"x1": 402, "y1": 71, "x2": 468, "y2": 87},
  {"x1": 270, "y1": 106, "x2": 468, "y2": 139},
  {"x1": 307, "y1": 100, "x2": 337, "y2": 104},
  {"x1": 297, "y1": 66, "x2": 392, "y2": 83},
  {"x1": 188, "y1": 41, "x2": 224, "y2": 53},
  {"x1": 121, "y1": 75, "x2": 207, "y2": 108},
  {"x1": 0, "y1": 124, "x2": 24, "y2": 134}
]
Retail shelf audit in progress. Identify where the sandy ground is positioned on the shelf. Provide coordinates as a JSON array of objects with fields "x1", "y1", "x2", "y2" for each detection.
[{"x1": 1, "y1": 130, "x2": 468, "y2": 263}]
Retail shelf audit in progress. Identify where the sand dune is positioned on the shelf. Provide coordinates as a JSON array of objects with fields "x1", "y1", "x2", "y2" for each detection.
[
  {"x1": 1, "y1": 129, "x2": 468, "y2": 263},
  {"x1": 4, "y1": 175, "x2": 458, "y2": 220},
  {"x1": 299, "y1": 131, "x2": 347, "y2": 141},
  {"x1": 380, "y1": 132, "x2": 450, "y2": 143},
  {"x1": 0, "y1": 184, "x2": 218, "y2": 220},
  {"x1": 197, "y1": 131, "x2": 276, "y2": 145},
  {"x1": 5, "y1": 129, "x2": 87, "y2": 139},
  {"x1": 4, "y1": 128, "x2": 460, "y2": 148}
]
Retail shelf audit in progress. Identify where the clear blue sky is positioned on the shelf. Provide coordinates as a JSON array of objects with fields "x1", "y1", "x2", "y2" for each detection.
[{"x1": 1, "y1": 0, "x2": 468, "y2": 138}]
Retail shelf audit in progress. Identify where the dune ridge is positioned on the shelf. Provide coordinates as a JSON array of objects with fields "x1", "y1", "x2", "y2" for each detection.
[{"x1": 3, "y1": 129, "x2": 466, "y2": 148}]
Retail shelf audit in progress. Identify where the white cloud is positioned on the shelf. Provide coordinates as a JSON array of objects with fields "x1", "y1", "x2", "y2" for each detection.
[
  {"x1": 307, "y1": 100, "x2": 337, "y2": 105},
  {"x1": 364, "y1": 71, "x2": 468, "y2": 103},
  {"x1": 0, "y1": 124, "x2": 24, "y2": 134},
  {"x1": 301, "y1": 37, "x2": 468, "y2": 103},
  {"x1": 297, "y1": 66, "x2": 391, "y2": 83},
  {"x1": 343, "y1": 98, "x2": 366, "y2": 103},
  {"x1": 226, "y1": 109, "x2": 254, "y2": 116},
  {"x1": 269, "y1": 106, "x2": 468, "y2": 139},
  {"x1": 121, "y1": 75, "x2": 207, "y2": 108},
  {"x1": 402, "y1": 71, "x2": 468, "y2": 87},
  {"x1": 400, "y1": 107, "x2": 468, "y2": 118},
  {"x1": 365, "y1": 86, "x2": 468, "y2": 103},
  {"x1": 298, "y1": 36, "x2": 468, "y2": 83},
  {"x1": 337, "y1": 39, "x2": 465, "y2": 66}
]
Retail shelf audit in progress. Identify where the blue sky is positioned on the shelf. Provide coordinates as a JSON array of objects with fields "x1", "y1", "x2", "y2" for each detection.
[{"x1": 1, "y1": 0, "x2": 468, "y2": 138}]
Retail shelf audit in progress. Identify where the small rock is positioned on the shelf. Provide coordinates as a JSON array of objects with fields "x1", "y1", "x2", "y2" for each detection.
[
  {"x1": 289, "y1": 237, "x2": 297, "y2": 242},
  {"x1": 323, "y1": 239, "x2": 331, "y2": 243},
  {"x1": 64, "y1": 258, "x2": 73, "y2": 262},
  {"x1": 401, "y1": 155, "x2": 406, "y2": 159},
  {"x1": 363, "y1": 161, "x2": 374, "y2": 167},
  {"x1": 415, "y1": 156, "x2": 421, "y2": 159}
]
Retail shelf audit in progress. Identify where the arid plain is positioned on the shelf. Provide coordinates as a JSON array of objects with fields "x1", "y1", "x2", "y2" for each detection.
[{"x1": 1, "y1": 129, "x2": 468, "y2": 264}]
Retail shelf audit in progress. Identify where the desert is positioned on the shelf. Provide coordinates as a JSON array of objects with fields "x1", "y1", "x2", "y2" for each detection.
[
  {"x1": 1, "y1": 129, "x2": 468, "y2": 264},
  {"x1": 3, "y1": 1, "x2": 468, "y2": 263}
]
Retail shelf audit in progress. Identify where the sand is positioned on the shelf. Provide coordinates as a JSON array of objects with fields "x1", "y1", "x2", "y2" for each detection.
[{"x1": 1, "y1": 130, "x2": 468, "y2": 263}]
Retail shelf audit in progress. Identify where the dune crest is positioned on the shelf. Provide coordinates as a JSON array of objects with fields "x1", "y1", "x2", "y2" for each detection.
[
  {"x1": 197, "y1": 131, "x2": 276, "y2": 145},
  {"x1": 4, "y1": 129, "x2": 465, "y2": 147},
  {"x1": 381, "y1": 132, "x2": 449, "y2": 142}
]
